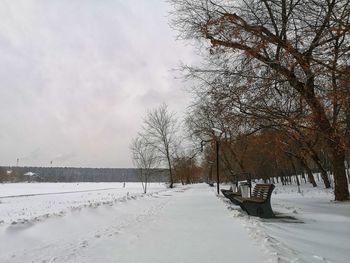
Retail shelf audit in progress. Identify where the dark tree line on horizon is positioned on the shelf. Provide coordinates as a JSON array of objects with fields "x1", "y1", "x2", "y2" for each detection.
[{"x1": 0, "y1": 166, "x2": 169, "y2": 183}]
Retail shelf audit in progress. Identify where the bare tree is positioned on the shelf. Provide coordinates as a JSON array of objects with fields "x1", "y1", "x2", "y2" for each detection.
[
  {"x1": 170, "y1": 0, "x2": 350, "y2": 200},
  {"x1": 141, "y1": 104, "x2": 178, "y2": 188},
  {"x1": 130, "y1": 136, "x2": 159, "y2": 193}
]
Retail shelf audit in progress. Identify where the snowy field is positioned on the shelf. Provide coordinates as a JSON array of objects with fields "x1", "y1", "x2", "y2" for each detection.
[
  {"x1": 0, "y1": 182, "x2": 165, "y2": 225},
  {"x1": 0, "y1": 182, "x2": 349, "y2": 263}
]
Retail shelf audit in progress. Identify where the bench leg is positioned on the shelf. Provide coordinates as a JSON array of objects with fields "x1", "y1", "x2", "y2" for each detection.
[{"x1": 242, "y1": 202, "x2": 275, "y2": 218}]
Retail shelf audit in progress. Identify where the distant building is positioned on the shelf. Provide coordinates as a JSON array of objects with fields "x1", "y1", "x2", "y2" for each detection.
[{"x1": 24, "y1": 172, "x2": 41, "y2": 182}]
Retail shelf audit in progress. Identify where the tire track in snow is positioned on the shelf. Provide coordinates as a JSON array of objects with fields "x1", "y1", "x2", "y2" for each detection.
[{"x1": 0, "y1": 187, "x2": 121, "y2": 199}]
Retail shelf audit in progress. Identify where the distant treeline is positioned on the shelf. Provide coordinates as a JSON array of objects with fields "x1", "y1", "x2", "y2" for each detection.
[{"x1": 0, "y1": 166, "x2": 169, "y2": 183}]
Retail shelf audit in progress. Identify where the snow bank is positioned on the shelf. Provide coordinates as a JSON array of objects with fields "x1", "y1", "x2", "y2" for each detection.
[{"x1": 0, "y1": 182, "x2": 165, "y2": 226}]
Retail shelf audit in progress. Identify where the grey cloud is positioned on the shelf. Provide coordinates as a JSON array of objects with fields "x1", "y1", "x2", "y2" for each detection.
[{"x1": 0, "y1": 0, "x2": 197, "y2": 168}]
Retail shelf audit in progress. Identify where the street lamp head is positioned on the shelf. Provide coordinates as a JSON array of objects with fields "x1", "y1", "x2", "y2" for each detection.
[
  {"x1": 200, "y1": 140, "x2": 205, "y2": 152},
  {"x1": 211, "y1": 127, "x2": 223, "y2": 138}
]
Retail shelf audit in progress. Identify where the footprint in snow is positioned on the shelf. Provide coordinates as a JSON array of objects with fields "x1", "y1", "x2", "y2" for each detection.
[
  {"x1": 80, "y1": 240, "x2": 88, "y2": 248},
  {"x1": 313, "y1": 255, "x2": 329, "y2": 262}
]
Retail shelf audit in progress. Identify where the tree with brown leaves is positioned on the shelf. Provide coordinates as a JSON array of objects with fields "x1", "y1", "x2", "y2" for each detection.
[{"x1": 170, "y1": 0, "x2": 350, "y2": 200}]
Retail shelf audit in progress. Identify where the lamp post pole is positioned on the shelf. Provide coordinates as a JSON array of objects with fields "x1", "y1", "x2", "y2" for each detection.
[
  {"x1": 212, "y1": 127, "x2": 223, "y2": 195},
  {"x1": 201, "y1": 127, "x2": 223, "y2": 194},
  {"x1": 216, "y1": 138, "x2": 220, "y2": 195}
]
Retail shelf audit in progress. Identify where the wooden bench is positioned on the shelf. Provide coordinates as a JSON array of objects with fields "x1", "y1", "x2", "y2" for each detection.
[
  {"x1": 221, "y1": 188, "x2": 241, "y2": 199},
  {"x1": 232, "y1": 184, "x2": 275, "y2": 218}
]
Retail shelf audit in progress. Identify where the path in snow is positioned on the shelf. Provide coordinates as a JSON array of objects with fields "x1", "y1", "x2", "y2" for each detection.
[
  {"x1": 0, "y1": 187, "x2": 120, "y2": 199},
  {"x1": 0, "y1": 184, "x2": 269, "y2": 263}
]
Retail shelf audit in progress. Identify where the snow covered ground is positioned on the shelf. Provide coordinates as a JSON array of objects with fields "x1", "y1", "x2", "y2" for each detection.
[
  {"x1": 0, "y1": 183, "x2": 269, "y2": 263},
  {"x1": 0, "y1": 182, "x2": 349, "y2": 263},
  {"x1": 220, "y1": 183, "x2": 350, "y2": 263},
  {"x1": 0, "y1": 182, "x2": 165, "y2": 225},
  {"x1": 270, "y1": 184, "x2": 350, "y2": 263}
]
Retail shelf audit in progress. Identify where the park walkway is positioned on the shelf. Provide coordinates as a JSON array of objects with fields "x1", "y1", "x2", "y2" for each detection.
[
  {"x1": 103, "y1": 184, "x2": 270, "y2": 263},
  {"x1": 0, "y1": 184, "x2": 269, "y2": 263}
]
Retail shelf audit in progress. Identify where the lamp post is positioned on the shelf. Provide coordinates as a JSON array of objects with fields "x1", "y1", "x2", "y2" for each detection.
[
  {"x1": 200, "y1": 127, "x2": 223, "y2": 194},
  {"x1": 215, "y1": 138, "x2": 220, "y2": 194},
  {"x1": 212, "y1": 128, "x2": 223, "y2": 195}
]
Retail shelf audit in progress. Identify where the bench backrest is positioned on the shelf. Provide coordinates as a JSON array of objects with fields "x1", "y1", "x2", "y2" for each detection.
[{"x1": 251, "y1": 184, "x2": 275, "y2": 201}]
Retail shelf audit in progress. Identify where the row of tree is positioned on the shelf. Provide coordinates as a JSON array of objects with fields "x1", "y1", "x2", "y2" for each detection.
[
  {"x1": 167, "y1": 0, "x2": 350, "y2": 201},
  {"x1": 200, "y1": 128, "x2": 349, "y2": 187}
]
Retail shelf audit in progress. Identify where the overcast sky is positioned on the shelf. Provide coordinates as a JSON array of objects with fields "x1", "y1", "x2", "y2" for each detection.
[{"x1": 0, "y1": 0, "x2": 197, "y2": 168}]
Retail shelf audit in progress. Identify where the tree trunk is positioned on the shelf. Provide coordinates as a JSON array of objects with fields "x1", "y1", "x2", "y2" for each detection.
[
  {"x1": 301, "y1": 160, "x2": 317, "y2": 187},
  {"x1": 166, "y1": 148, "x2": 174, "y2": 188},
  {"x1": 295, "y1": 175, "x2": 300, "y2": 186},
  {"x1": 299, "y1": 79, "x2": 347, "y2": 198},
  {"x1": 320, "y1": 169, "x2": 331, "y2": 188},
  {"x1": 280, "y1": 176, "x2": 285, "y2": 185},
  {"x1": 140, "y1": 169, "x2": 145, "y2": 193},
  {"x1": 301, "y1": 170, "x2": 307, "y2": 184},
  {"x1": 144, "y1": 171, "x2": 148, "y2": 194},
  {"x1": 306, "y1": 168, "x2": 317, "y2": 187},
  {"x1": 290, "y1": 159, "x2": 301, "y2": 192},
  {"x1": 332, "y1": 151, "x2": 349, "y2": 201},
  {"x1": 186, "y1": 173, "x2": 190, "y2": 185},
  {"x1": 310, "y1": 152, "x2": 331, "y2": 188},
  {"x1": 168, "y1": 164, "x2": 174, "y2": 188}
]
